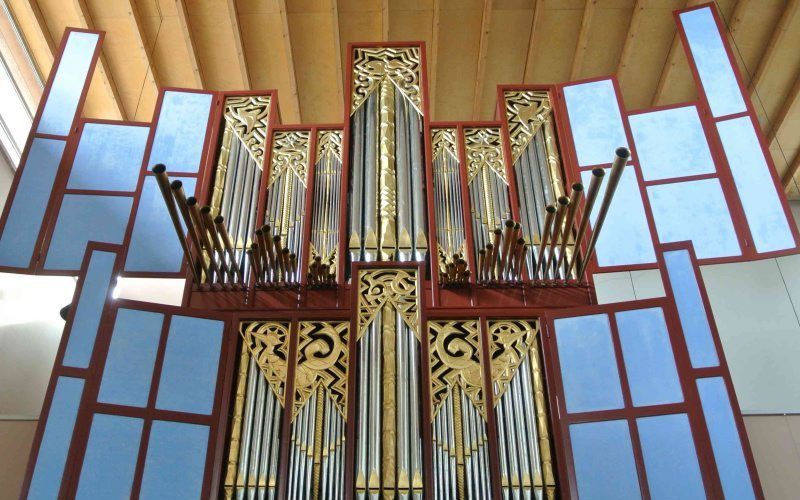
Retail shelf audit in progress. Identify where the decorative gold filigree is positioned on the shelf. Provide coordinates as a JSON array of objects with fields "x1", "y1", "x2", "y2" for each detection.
[
  {"x1": 292, "y1": 321, "x2": 349, "y2": 420},
  {"x1": 488, "y1": 319, "x2": 538, "y2": 404},
  {"x1": 464, "y1": 127, "x2": 508, "y2": 185},
  {"x1": 504, "y1": 90, "x2": 551, "y2": 164},
  {"x1": 432, "y1": 128, "x2": 458, "y2": 162},
  {"x1": 240, "y1": 321, "x2": 290, "y2": 404},
  {"x1": 224, "y1": 95, "x2": 271, "y2": 165},
  {"x1": 357, "y1": 269, "x2": 419, "y2": 340},
  {"x1": 316, "y1": 129, "x2": 343, "y2": 162},
  {"x1": 268, "y1": 130, "x2": 310, "y2": 187},
  {"x1": 351, "y1": 46, "x2": 422, "y2": 115},
  {"x1": 428, "y1": 320, "x2": 486, "y2": 420}
]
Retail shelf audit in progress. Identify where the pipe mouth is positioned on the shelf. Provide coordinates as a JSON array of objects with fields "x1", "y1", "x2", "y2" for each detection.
[
  {"x1": 251, "y1": 243, "x2": 258, "y2": 250},
  {"x1": 152, "y1": 164, "x2": 166, "y2": 174},
  {"x1": 282, "y1": 248, "x2": 290, "y2": 254},
  {"x1": 186, "y1": 197, "x2": 197, "y2": 206},
  {"x1": 572, "y1": 182, "x2": 584, "y2": 191},
  {"x1": 486, "y1": 243, "x2": 494, "y2": 249},
  {"x1": 170, "y1": 180, "x2": 182, "y2": 189},
  {"x1": 200, "y1": 206, "x2": 211, "y2": 214},
  {"x1": 517, "y1": 238, "x2": 525, "y2": 244},
  {"x1": 255, "y1": 228, "x2": 263, "y2": 235},
  {"x1": 494, "y1": 229, "x2": 502, "y2": 235},
  {"x1": 261, "y1": 224, "x2": 271, "y2": 232},
  {"x1": 214, "y1": 215, "x2": 224, "y2": 224},
  {"x1": 546, "y1": 204, "x2": 557, "y2": 213},
  {"x1": 479, "y1": 249, "x2": 486, "y2": 254},
  {"x1": 505, "y1": 219, "x2": 515, "y2": 228},
  {"x1": 513, "y1": 223, "x2": 520, "y2": 229},
  {"x1": 592, "y1": 167, "x2": 606, "y2": 177},
  {"x1": 273, "y1": 235, "x2": 281, "y2": 242},
  {"x1": 558, "y1": 196, "x2": 570, "y2": 205},
  {"x1": 616, "y1": 147, "x2": 631, "y2": 159}
]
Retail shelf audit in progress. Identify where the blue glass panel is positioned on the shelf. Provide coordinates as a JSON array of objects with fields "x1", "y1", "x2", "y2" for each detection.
[
  {"x1": 629, "y1": 106, "x2": 715, "y2": 181},
  {"x1": 570, "y1": 420, "x2": 642, "y2": 499},
  {"x1": 647, "y1": 178, "x2": 740, "y2": 259},
  {"x1": 563, "y1": 79, "x2": 629, "y2": 167},
  {"x1": 62, "y1": 250, "x2": 116, "y2": 368},
  {"x1": 124, "y1": 175, "x2": 196, "y2": 273},
  {"x1": 696, "y1": 377, "x2": 755, "y2": 500},
  {"x1": 663, "y1": 250, "x2": 719, "y2": 368},
  {"x1": 36, "y1": 32, "x2": 99, "y2": 136},
  {"x1": 679, "y1": 7, "x2": 746, "y2": 118},
  {"x1": 581, "y1": 166, "x2": 656, "y2": 267},
  {"x1": 616, "y1": 308, "x2": 683, "y2": 406},
  {"x1": 98, "y1": 308, "x2": 164, "y2": 407},
  {"x1": 44, "y1": 195, "x2": 133, "y2": 271},
  {"x1": 716, "y1": 117, "x2": 794, "y2": 253},
  {"x1": 554, "y1": 314, "x2": 624, "y2": 413},
  {"x1": 67, "y1": 123, "x2": 149, "y2": 192},
  {"x1": 139, "y1": 420, "x2": 209, "y2": 500},
  {"x1": 75, "y1": 414, "x2": 143, "y2": 500},
  {"x1": 0, "y1": 138, "x2": 65, "y2": 268},
  {"x1": 148, "y1": 91, "x2": 213, "y2": 173},
  {"x1": 637, "y1": 414, "x2": 705, "y2": 500},
  {"x1": 28, "y1": 377, "x2": 84, "y2": 500},
  {"x1": 155, "y1": 315, "x2": 224, "y2": 414}
]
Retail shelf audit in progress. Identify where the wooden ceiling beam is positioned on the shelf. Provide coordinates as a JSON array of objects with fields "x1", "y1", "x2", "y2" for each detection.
[
  {"x1": 748, "y1": 0, "x2": 799, "y2": 95},
  {"x1": 381, "y1": 0, "x2": 389, "y2": 41},
  {"x1": 472, "y1": 0, "x2": 493, "y2": 120},
  {"x1": 651, "y1": 0, "x2": 703, "y2": 106},
  {"x1": 429, "y1": 0, "x2": 441, "y2": 118},
  {"x1": 782, "y1": 149, "x2": 800, "y2": 189},
  {"x1": 124, "y1": 0, "x2": 159, "y2": 90},
  {"x1": 19, "y1": 0, "x2": 55, "y2": 62},
  {"x1": 616, "y1": 0, "x2": 646, "y2": 77},
  {"x1": 726, "y1": 0, "x2": 750, "y2": 36},
  {"x1": 277, "y1": 0, "x2": 301, "y2": 122},
  {"x1": 569, "y1": 0, "x2": 597, "y2": 81},
  {"x1": 175, "y1": 0, "x2": 203, "y2": 89},
  {"x1": 226, "y1": 0, "x2": 250, "y2": 90},
  {"x1": 522, "y1": 0, "x2": 544, "y2": 83},
  {"x1": 768, "y1": 71, "x2": 800, "y2": 145},
  {"x1": 331, "y1": 0, "x2": 343, "y2": 107},
  {"x1": 72, "y1": 0, "x2": 126, "y2": 119}
]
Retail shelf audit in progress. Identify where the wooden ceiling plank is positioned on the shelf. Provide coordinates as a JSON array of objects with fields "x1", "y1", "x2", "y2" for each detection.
[
  {"x1": 429, "y1": 0, "x2": 440, "y2": 118},
  {"x1": 18, "y1": 0, "x2": 55, "y2": 63},
  {"x1": 382, "y1": 0, "x2": 389, "y2": 40},
  {"x1": 783, "y1": 148, "x2": 800, "y2": 188},
  {"x1": 651, "y1": 0, "x2": 703, "y2": 106},
  {"x1": 748, "y1": 0, "x2": 799, "y2": 95},
  {"x1": 726, "y1": 0, "x2": 749, "y2": 36},
  {"x1": 569, "y1": 0, "x2": 597, "y2": 81},
  {"x1": 522, "y1": 0, "x2": 544, "y2": 84},
  {"x1": 616, "y1": 0, "x2": 646, "y2": 77},
  {"x1": 277, "y1": 0, "x2": 301, "y2": 122},
  {"x1": 72, "y1": 0, "x2": 126, "y2": 119},
  {"x1": 472, "y1": 0, "x2": 493, "y2": 120},
  {"x1": 768, "y1": 71, "x2": 800, "y2": 145},
  {"x1": 175, "y1": 0, "x2": 204, "y2": 89},
  {"x1": 124, "y1": 0, "x2": 159, "y2": 90},
  {"x1": 331, "y1": 0, "x2": 343, "y2": 109},
  {"x1": 226, "y1": 0, "x2": 250, "y2": 90}
]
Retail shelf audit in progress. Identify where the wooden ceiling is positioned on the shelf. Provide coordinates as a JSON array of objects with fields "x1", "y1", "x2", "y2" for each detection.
[{"x1": 2, "y1": 0, "x2": 800, "y2": 196}]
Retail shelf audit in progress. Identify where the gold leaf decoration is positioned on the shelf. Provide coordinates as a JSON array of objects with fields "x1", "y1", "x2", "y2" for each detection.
[
  {"x1": 351, "y1": 47, "x2": 422, "y2": 115},
  {"x1": 268, "y1": 130, "x2": 310, "y2": 187},
  {"x1": 240, "y1": 321, "x2": 291, "y2": 405},
  {"x1": 292, "y1": 321, "x2": 349, "y2": 421},
  {"x1": 488, "y1": 319, "x2": 537, "y2": 404},
  {"x1": 464, "y1": 127, "x2": 508, "y2": 185},
  {"x1": 224, "y1": 95, "x2": 271, "y2": 165},
  {"x1": 357, "y1": 268, "x2": 419, "y2": 340}
]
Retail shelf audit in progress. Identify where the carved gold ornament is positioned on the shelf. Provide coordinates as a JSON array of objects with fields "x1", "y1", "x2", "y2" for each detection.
[
  {"x1": 464, "y1": 127, "x2": 508, "y2": 185},
  {"x1": 224, "y1": 95, "x2": 271, "y2": 165},
  {"x1": 240, "y1": 321, "x2": 291, "y2": 404},
  {"x1": 268, "y1": 130, "x2": 310, "y2": 187},
  {"x1": 351, "y1": 46, "x2": 422, "y2": 115},
  {"x1": 488, "y1": 319, "x2": 537, "y2": 403},
  {"x1": 432, "y1": 128, "x2": 458, "y2": 162},
  {"x1": 316, "y1": 129, "x2": 343, "y2": 163},
  {"x1": 357, "y1": 268, "x2": 419, "y2": 340},
  {"x1": 503, "y1": 90, "x2": 552, "y2": 164},
  {"x1": 292, "y1": 321, "x2": 349, "y2": 421},
  {"x1": 428, "y1": 320, "x2": 487, "y2": 420}
]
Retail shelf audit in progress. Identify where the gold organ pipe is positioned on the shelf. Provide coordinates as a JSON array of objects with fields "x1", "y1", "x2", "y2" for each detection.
[
  {"x1": 567, "y1": 168, "x2": 605, "y2": 278},
  {"x1": 555, "y1": 184, "x2": 584, "y2": 277},
  {"x1": 378, "y1": 77, "x2": 397, "y2": 260},
  {"x1": 533, "y1": 205, "x2": 557, "y2": 280}
]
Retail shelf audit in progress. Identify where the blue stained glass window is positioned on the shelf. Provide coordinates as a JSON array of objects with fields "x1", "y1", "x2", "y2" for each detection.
[
  {"x1": 139, "y1": 420, "x2": 209, "y2": 500},
  {"x1": 570, "y1": 420, "x2": 642, "y2": 499},
  {"x1": 563, "y1": 79, "x2": 629, "y2": 167},
  {"x1": 616, "y1": 307, "x2": 684, "y2": 407},
  {"x1": 554, "y1": 314, "x2": 624, "y2": 413},
  {"x1": 75, "y1": 414, "x2": 143, "y2": 500},
  {"x1": 67, "y1": 123, "x2": 149, "y2": 192},
  {"x1": 148, "y1": 91, "x2": 213, "y2": 173}
]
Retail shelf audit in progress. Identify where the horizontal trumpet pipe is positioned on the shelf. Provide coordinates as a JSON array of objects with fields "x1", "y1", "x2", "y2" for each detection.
[
  {"x1": 533, "y1": 205, "x2": 557, "y2": 280},
  {"x1": 500, "y1": 219, "x2": 515, "y2": 276},
  {"x1": 579, "y1": 148, "x2": 629, "y2": 279},
  {"x1": 556, "y1": 183, "x2": 584, "y2": 277},
  {"x1": 248, "y1": 247, "x2": 263, "y2": 286},
  {"x1": 214, "y1": 215, "x2": 242, "y2": 283},
  {"x1": 152, "y1": 165, "x2": 201, "y2": 283},
  {"x1": 255, "y1": 228, "x2": 271, "y2": 282},
  {"x1": 169, "y1": 178, "x2": 207, "y2": 283},
  {"x1": 567, "y1": 168, "x2": 605, "y2": 278},
  {"x1": 187, "y1": 197, "x2": 223, "y2": 283},
  {"x1": 201, "y1": 206, "x2": 235, "y2": 285},
  {"x1": 477, "y1": 250, "x2": 486, "y2": 282},
  {"x1": 547, "y1": 196, "x2": 570, "y2": 278}
]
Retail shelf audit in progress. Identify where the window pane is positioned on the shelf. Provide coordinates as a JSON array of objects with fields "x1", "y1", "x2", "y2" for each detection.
[
  {"x1": 716, "y1": 117, "x2": 794, "y2": 253},
  {"x1": 75, "y1": 414, "x2": 143, "y2": 500},
  {"x1": 570, "y1": 420, "x2": 642, "y2": 499},
  {"x1": 678, "y1": 7, "x2": 746, "y2": 118},
  {"x1": 124, "y1": 175, "x2": 196, "y2": 273},
  {"x1": 98, "y1": 308, "x2": 164, "y2": 407},
  {"x1": 554, "y1": 314, "x2": 624, "y2": 413},
  {"x1": 581, "y1": 166, "x2": 656, "y2": 267},
  {"x1": 629, "y1": 106, "x2": 715, "y2": 181},
  {"x1": 0, "y1": 138, "x2": 65, "y2": 267},
  {"x1": 696, "y1": 377, "x2": 755, "y2": 500},
  {"x1": 616, "y1": 308, "x2": 683, "y2": 407},
  {"x1": 148, "y1": 91, "x2": 213, "y2": 173},
  {"x1": 155, "y1": 315, "x2": 224, "y2": 414},
  {"x1": 663, "y1": 250, "x2": 719, "y2": 368},
  {"x1": 637, "y1": 414, "x2": 705, "y2": 500},
  {"x1": 563, "y1": 79, "x2": 629, "y2": 167},
  {"x1": 647, "y1": 178, "x2": 740, "y2": 259},
  {"x1": 139, "y1": 420, "x2": 209, "y2": 500},
  {"x1": 28, "y1": 377, "x2": 84, "y2": 500},
  {"x1": 44, "y1": 194, "x2": 133, "y2": 271},
  {"x1": 62, "y1": 249, "x2": 116, "y2": 368},
  {"x1": 36, "y1": 31, "x2": 99, "y2": 136},
  {"x1": 67, "y1": 123, "x2": 149, "y2": 192}
]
